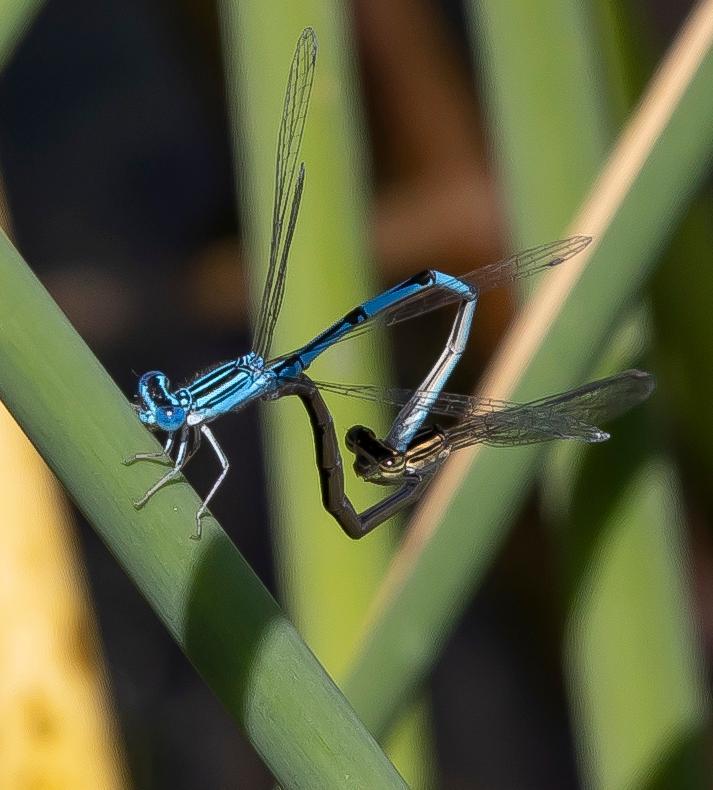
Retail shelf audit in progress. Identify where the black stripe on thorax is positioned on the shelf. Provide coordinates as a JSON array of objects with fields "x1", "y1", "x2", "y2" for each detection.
[
  {"x1": 188, "y1": 362, "x2": 239, "y2": 397},
  {"x1": 197, "y1": 377, "x2": 249, "y2": 409}
]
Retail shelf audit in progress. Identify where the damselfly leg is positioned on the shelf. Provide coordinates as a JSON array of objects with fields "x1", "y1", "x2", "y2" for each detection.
[
  {"x1": 123, "y1": 433, "x2": 175, "y2": 466},
  {"x1": 193, "y1": 426, "x2": 229, "y2": 539},
  {"x1": 127, "y1": 422, "x2": 217, "y2": 538},
  {"x1": 133, "y1": 427, "x2": 190, "y2": 509}
]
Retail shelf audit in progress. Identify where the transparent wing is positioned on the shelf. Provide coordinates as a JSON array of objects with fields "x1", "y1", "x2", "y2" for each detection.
[
  {"x1": 255, "y1": 164, "x2": 305, "y2": 358},
  {"x1": 312, "y1": 380, "x2": 606, "y2": 444},
  {"x1": 311, "y1": 379, "x2": 516, "y2": 418},
  {"x1": 439, "y1": 369, "x2": 655, "y2": 448},
  {"x1": 253, "y1": 27, "x2": 317, "y2": 359},
  {"x1": 384, "y1": 235, "x2": 592, "y2": 327},
  {"x1": 318, "y1": 236, "x2": 591, "y2": 349},
  {"x1": 445, "y1": 407, "x2": 608, "y2": 448},
  {"x1": 508, "y1": 369, "x2": 656, "y2": 427},
  {"x1": 311, "y1": 369, "x2": 655, "y2": 439}
]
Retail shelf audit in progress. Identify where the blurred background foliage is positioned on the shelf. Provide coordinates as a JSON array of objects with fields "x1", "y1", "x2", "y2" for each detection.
[{"x1": 0, "y1": 0, "x2": 711, "y2": 787}]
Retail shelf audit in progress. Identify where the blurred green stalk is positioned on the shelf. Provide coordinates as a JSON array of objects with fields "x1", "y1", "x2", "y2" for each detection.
[
  {"x1": 221, "y1": 2, "x2": 433, "y2": 783},
  {"x1": 473, "y1": 0, "x2": 609, "y2": 240},
  {"x1": 344, "y1": 0, "x2": 713, "y2": 748}
]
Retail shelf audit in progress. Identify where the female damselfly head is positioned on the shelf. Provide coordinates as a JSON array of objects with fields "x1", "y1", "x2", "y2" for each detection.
[
  {"x1": 345, "y1": 425, "x2": 406, "y2": 484},
  {"x1": 136, "y1": 371, "x2": 192, "y2": 432}
]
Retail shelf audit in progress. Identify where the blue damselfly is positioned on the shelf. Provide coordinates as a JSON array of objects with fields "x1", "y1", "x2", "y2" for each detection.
[{"x1": 129, "y1": 27, "x2": 590, "y2": 537}]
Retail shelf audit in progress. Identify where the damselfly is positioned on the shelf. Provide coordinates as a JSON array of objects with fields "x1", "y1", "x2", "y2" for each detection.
[
  {"x1": 299, "y1": 370, "x2": 655, "y2": 538},
  {"x1": 128, "y1": 27, "x2": 591, "y2": 537}
]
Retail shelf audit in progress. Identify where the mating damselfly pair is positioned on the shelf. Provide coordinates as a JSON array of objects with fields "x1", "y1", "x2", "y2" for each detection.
[{"x1": 127, "y1": 28, "x2": 655, "y2": 539}]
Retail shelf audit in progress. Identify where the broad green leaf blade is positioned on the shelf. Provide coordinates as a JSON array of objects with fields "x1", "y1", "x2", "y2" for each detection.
[
  {"x1": 344, "y1": 0, "x2": 713, "y2": 739},
  {"x1": 478, "y1": 0, "x2": 708, "y2": 786},
  {"x1": 543, "y1": 306, "x2": 707, "y2": 787},
  {"x1": 0, "y1": 230, "x2": 406, "y2": 788}
]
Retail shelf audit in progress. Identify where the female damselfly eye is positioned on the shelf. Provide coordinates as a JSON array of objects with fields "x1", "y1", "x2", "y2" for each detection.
[{"x1": 346, "y1": 425, "x2": 375, "y2": 451}]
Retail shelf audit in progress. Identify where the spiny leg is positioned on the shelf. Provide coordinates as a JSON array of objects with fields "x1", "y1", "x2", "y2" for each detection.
[
  {"x1": 133, "y1": 429, "x2": 189, "y2": 509},
  {"x1": 193, "y1": 425, "x2": 229, "y2": 540},
  {"x1": 124, "y1": 434, "x2": 176, "y2": 466}
]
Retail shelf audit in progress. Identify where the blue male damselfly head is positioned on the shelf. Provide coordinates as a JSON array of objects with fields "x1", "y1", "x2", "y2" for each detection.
[{"x1": 136, "y1": 371, "x2": 192, "y2": 432}]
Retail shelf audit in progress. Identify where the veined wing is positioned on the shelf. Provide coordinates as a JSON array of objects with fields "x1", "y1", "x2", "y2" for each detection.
[
  {"x1": 312, "y1": 368, "x2": 655, "y2": 430},
  {"x1": 321, "y1": 236, "x2": 592, "y2": 349},
  {"x1": 445, "y1": 406, "x2": 608, "y2": 449},
  {"x1": 253, "y1": 27, "x2": 317, "y2": 360},
  {"x1": 313, "y1": 379, "x2": 606, "y2": 445},
  {"x1": 446, "y1": 368, "x2": 656, "y2": 447},
  {"x1": 311, "y1": 379, "x2": 516, "y2": 418},
  {"x1": 384, "y1": 235, "x2": 592, "y2": 328},
  {"x1": 507, "y1": 369, "x2": 656, "y2": 427}
]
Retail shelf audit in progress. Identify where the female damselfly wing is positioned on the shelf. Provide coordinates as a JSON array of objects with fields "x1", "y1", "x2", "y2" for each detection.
[
  {"x1": 305, "y1": 370, "x2": 656, "y2": 538},
  {"x1": 310, "y1": 369, "x2": 654, "y2": 428}
]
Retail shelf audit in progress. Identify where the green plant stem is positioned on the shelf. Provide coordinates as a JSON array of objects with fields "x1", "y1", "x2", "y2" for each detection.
[{"x1": 0, "y1": 231, "x2": 406, "y2": 788}]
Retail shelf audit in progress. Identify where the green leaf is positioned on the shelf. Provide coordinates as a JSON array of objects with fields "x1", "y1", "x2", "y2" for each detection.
[{"x1": 0, "y1": 230, "x2": 406, "y2": 788}]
